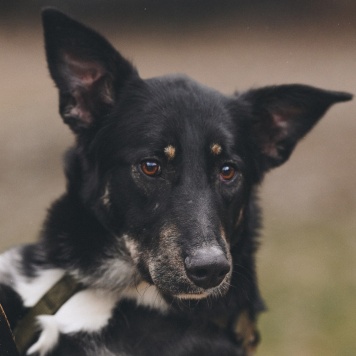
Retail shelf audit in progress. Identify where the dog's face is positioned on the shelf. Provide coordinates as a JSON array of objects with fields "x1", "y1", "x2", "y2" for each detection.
[
  {"x1": 42, "y1": 10, "x2": 352, "y2": 300},
  {"x1": 104, "y1": 77, "x2": 248, "y2": 299}
]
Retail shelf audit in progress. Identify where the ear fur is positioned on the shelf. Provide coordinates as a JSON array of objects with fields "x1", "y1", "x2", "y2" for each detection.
[
  {"x1": 42, "y1": 8, "x2": 138, "y2": 133},
  {"x1": 240, "y1": 84, "x2": 352, "y2": 170}
]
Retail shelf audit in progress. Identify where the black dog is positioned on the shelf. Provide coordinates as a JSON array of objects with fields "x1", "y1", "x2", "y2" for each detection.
[{"x1": 0, "y1": 9, "x2": 352, "y2": 356}]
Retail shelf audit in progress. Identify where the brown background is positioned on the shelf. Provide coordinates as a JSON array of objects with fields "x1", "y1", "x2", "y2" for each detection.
[{"x1": 0, "y1": 2, "x2": 355, "y2": 355}]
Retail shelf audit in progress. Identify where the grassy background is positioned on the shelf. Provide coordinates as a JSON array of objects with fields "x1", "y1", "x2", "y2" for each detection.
[{"x1": 0, "y1": 2, "x2": 355, "y2": 354}]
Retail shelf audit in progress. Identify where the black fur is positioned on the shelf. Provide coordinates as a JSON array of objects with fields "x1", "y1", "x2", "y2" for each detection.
[{"x1": 0, "y1": 9, "x2": 352, "y2": 356}]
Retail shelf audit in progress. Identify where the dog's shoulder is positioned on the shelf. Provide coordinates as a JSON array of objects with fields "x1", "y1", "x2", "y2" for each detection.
[{"x1": 0, "y1": 245, "x2": 173, "y2": 355}]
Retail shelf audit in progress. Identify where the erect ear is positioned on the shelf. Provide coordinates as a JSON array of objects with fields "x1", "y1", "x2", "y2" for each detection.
[
  {"x1": 42, "y1": 9, "x2": 138, "y2": 133},
  {"x1": 240, "y1": 84, "x2": 352, "y2": 170}
]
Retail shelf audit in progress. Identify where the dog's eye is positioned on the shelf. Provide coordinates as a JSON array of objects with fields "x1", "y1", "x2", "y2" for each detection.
[
  {"x1": 220, "y1": 164, "x2": 236, "y2": 181},
  {"x1": 141, "y1": 160, "x2": 161, "y2": 177}
]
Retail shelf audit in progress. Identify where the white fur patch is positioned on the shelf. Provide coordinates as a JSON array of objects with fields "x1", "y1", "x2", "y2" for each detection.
[
  {"x1": 27, "y1": 316, "x2": 59, "y2": 356},
  {"x1": 94, "y1": 258, "x2": 135, "y2": 290},
  {"x1": 0, "y1": 247, "x2": 21, "y2": 285},
  {"x1": 27, "y1": 288, "x2": 119, "y2": 355},
  {"x1": 0, "y1": 248, "x2": 65, "y2": 308},
  {"x1": 123, "y1": 282, "x2": 169, "y2": 313},
  {"x1": 0, "y1": 247, "x2": 169, "y2": 354},
  {"x1": 74, "y1": 238, "x2": 136, "y2": 291},
  {"x1": 28, "y1": 284, "x2": 168, "y2": 355},
  {"x1": 16, "y1": 269, "x2": 65, "y2": 307},
  {"x1": 55, "y1": 288, "x2": 118, "y2": 334},
  {"x1": 123, "y1": 234, "x2": 139, "y2": 263}
]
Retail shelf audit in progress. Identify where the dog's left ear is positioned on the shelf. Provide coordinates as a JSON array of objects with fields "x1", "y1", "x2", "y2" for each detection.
[
  {"x1": 42, "y1": 9, "x2": 138, "y2": 133},
  {"x1": 239, "y1": 84, "x2": 352, "y2": 170}
]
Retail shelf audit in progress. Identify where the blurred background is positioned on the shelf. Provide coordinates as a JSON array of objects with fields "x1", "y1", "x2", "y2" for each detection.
[{"x1": 0, "y1": 1, "x2": 355, "y2": 354}]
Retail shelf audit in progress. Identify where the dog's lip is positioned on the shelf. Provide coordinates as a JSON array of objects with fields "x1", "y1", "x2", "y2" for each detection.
[{"x1": 174, "y1": 292, "x2": 208, "y2": 300}]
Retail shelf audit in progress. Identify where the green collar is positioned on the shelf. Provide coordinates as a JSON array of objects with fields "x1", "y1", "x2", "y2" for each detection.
[
  {"x1": 8, "y1": 274, "x2": 259, "y2": 355},
  {"x1": 13, "y1": 274, "x2": 83, "y2": 355}
]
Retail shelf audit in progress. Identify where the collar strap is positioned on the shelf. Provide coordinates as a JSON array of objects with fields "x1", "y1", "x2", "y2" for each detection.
[
  {"x1": 11, "y1": 274, "x2": 259, "y2": 355},
  {"x1": 13, "y1": 274, "x2": 83, "y2": 355}
]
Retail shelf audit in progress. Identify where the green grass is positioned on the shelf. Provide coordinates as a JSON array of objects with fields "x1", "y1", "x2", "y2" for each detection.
[{"x1": 257, "y1": 219, "x2": 356, "y2": 356}]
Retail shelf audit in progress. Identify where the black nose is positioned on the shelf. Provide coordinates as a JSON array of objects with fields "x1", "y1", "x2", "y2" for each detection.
[{"x1": 185, "y1": 247, "x2": 230, "y2": 289}]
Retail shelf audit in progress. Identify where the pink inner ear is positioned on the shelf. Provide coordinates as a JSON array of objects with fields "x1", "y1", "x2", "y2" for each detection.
[
  {"x1": 259, "y1": 113, "x2": 290, "y2": 159},
  {"x1": 59, "y1": 52, "x2": 115, "y2": 129},
  {"x1": 64, "y1": 53, "x2": 105, "y2": 88},
  {"x1": 272, "y1": 113, "x2": 288, "y2": 129},
  {"x1": 270, "y1": 104, "x2": 303, "y2": 130}
]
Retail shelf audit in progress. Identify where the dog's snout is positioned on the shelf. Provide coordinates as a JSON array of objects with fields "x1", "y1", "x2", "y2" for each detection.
[{"x1": 185, "y1": 247, "x2": 230, "y2": 289}]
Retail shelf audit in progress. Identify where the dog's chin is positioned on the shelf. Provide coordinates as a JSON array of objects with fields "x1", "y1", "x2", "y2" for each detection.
[
  {"x1": 163, "y1": 280, "x2": 231, "y2": 302},
  {"x1": 150, "y1": 282, "x2": 210, "y2": 302}
]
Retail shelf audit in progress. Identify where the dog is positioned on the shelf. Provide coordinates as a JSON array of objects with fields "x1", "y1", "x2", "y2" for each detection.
[{"x1": 0, "y1": 8, "x2": 352, "y2": 356}]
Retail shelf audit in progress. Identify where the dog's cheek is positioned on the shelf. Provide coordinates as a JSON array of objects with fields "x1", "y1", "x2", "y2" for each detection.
[
  {"x1": 122, "y1": 235, "x2": 140, "y2": 264},
  {"x1": 130, "y1": 165, "x2": 151, "y2": 197},
  {"x1": 121, "y1": 234, "x2": 155, "y2": 285},
  {"x1": 108, "y1": 168, "x2": 160, "y2": 233},
  {"x1": 145, "y1": 225, "x2": 194, "y2": 295},
  {"x1": 130, "y1": 165, "x2": 170, "y2": 198},
  {"x1": 147, "y1": 257, "x2": 187, "y2": 295}
]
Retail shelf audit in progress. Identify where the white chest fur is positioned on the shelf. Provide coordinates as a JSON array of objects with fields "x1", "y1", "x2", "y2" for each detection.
[
  {"x1": 27, "y1": 283, "x2": 169, "y2": 355},
  {"x1": 122, "y1": 281, "x2": 169, "y2": 313},
  {"x1": 28, "y1": 288, "x2": 119, "y2": 355},
  {"x1": 21, "y1": 276, "x2": 167, "y2": 355},
  {"x1": 0, "y1": 249, "x2": 169, "y2": 355}
]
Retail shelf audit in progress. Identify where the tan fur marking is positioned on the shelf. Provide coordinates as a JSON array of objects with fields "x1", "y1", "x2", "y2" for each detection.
[
  {"x1": 235, "y1": 208, "x2": 244, "y2": 228},
  {"x1": 164, "y1": 145, "x2": 176, "y2": 160},
  {"x1": 160, "y1": 225, "x2": 180, "y2": 240},
  {"x1": 211, "y1": 143, "x2": 222, "y2": 155},
  {"x1": 123, "y1": 235, "x2": 139, "y2": 263},
  {"x1": 234, "y1": 310, "x2": 259, "y2": 355},
  {"x1": 220, "y1": 226, "x2": 227, "y2": 242}
]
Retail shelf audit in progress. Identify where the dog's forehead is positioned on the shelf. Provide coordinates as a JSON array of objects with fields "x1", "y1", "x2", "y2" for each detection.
[
  {"x1": 144, "y1": 75, "x2": 228, "y2": 118},
  {"x1": 115, "y1": 75, "x2": 236, "y2": 153}
]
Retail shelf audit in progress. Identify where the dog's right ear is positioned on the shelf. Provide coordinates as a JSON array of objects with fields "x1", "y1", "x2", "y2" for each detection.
[{"x1": 42, "y1": 9, "x2": 138, "y2": 133}]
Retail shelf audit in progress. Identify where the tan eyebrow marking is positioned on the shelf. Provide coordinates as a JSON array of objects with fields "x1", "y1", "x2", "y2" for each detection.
[
  {"x1": 164, "y1": 145, "x2": 176, "y2": 160},
  {"x1": 211, "y1": 143, "x2": 222, "y2": 155}
]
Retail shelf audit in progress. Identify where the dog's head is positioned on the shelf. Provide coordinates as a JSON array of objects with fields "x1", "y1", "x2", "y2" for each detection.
[{"x1": 42, "y1": 10, "x2": 352, "y2": 301}]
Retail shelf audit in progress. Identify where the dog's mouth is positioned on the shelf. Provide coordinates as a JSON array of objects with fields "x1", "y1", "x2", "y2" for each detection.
[
  {"x1": 147, "y1": 263, "x2": 232, "y2": 302},
  {"x1": 155, "y1": 284, "x2": 227, "y2": 304},
  {"x1": 157, "y1": 275, "x2": 233, "y2": 308},
  {"x1": 174, "y1": 292, "x2": 209, "y2": 300}
]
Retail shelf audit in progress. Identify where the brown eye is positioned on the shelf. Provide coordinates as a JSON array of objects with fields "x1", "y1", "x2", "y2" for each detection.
[
  {"x1": 141, "y1": 160, "x2": 161, "y2": 177},
  {"x1": 220, "y1": 164, "x2": 236, "y2": 181}
]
